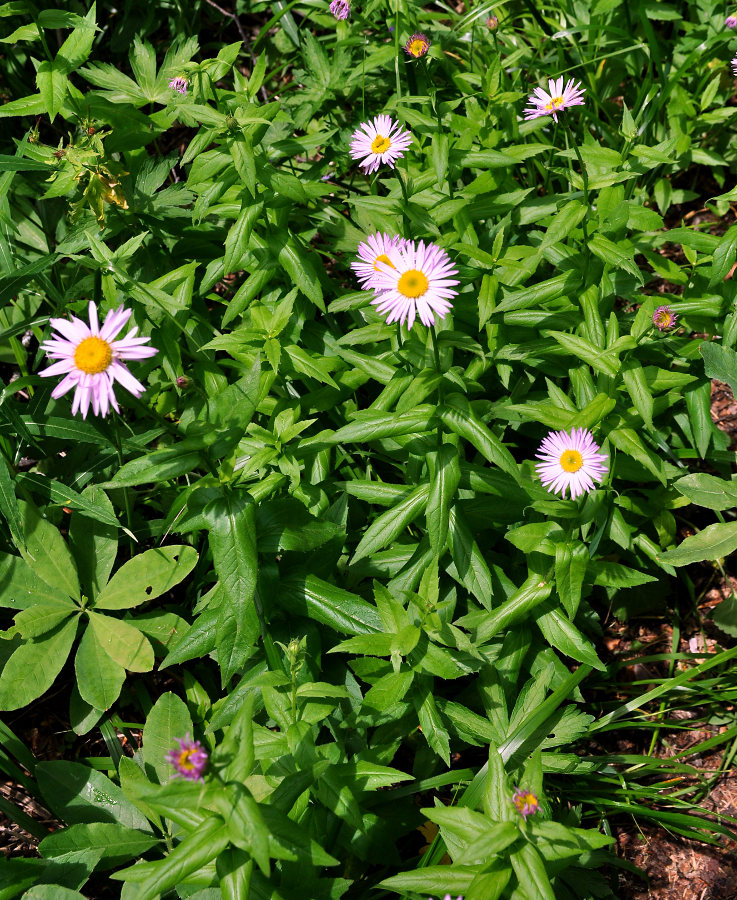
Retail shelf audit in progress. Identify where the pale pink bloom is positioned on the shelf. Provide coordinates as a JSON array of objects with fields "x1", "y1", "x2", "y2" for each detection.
[
  {"x1": 349, "y1": 115, "x2": 412, "y2": 174},
  {"x1": 433, "y1": 895, "x2": 464, "y2": 900},
  {"x1": 512, "y1": 787, "x2": 539, "y2": 821},
  {"x1": 370, "y1": 239, "x2": 459, "y2": 328},
  {"x1": 727, "y1": 15, "x2": 737, "y2": 28},
  {"x1": 168, "y1": 76, "x2": 188, "y2": 94},
  {"x1": 165, "y1": 734, "x2": 208, "y2": 781},
  {"x1": 732, "y1": 54, "x2": 737, "y2": 76},
  {"x1": 330, "y1": 0, "x2": 350, "y2": 19},
  {"x1": 524, "y1": 76, "x2": 585, "y2": 123},
  {"x1": 535, "y1": 427, "x2": 607, "y2": 499},
  {"x1": 351, "y1": 232, "x2": 405, "y2": 288},
  {"x1": 40, "y1": 301, "x2": 157, "y2": 419},
  {"x1": 404, "y1": 32, "x2": 430, "y2": 58}
]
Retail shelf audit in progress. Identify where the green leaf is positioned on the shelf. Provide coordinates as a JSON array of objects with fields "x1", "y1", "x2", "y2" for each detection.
[
  {"x1": 16, "y1": 474, "x2": 121, "y2": 529},
  {"x1": 621, "y1": 359, "x2": 654, "y2": 429},
  {"x1": 547, "y1": 330, "x2": 621, "y2": 377},
  {"x1": 701, "y1": 341, "x2": 737, "y2": 396},
  {"x1": 204, "y1": 490, "x2": 259, "y2": 684},
  {"x1": 535, "y1": 603, "x2": 605, "y2": 670},
  {"x1": 588, "y1": 233, "x2": 643, "y2": 283},
  {"x1": 439, "y1": 394, "x2": 518, "y2": 478},
  {"x1": 94, "y1": 545, "x2": 197, "y2": 610},
  {"x1": 685, "y1": 381, "x2": 712, "y2": 458},
  {"x1": 19, "y1": 500, "x2": 79, "y2": 600},
  {"x1": 657, "y1": 522, "x2": 737, "y2": 566},
  {"x1": 475, "y1": 576, "x2": 553, "y2": 642},
  {"x1": 554, "y1": 542, "x2": 589, "y2": 619},
  {"x1": 37, "y1": 760, "x2": 153, "y2": 832},
  {"x1": 35, "y1": 60, "x2": 68, "y2": 121},
  {"x1": 112, "y1": 815, "x2": 229, "y2": 897},
  {"x1": 74, "y1": 625, "x2": 125, "y2": 711},
  {"x1": 39, "y1": 821, "x2": 158, "y2": 865},
  {"x1": 709, "y1": 224, "x2": 737, "y2": 287},
  {"x1": 224, "y1": 203, "x2": 261, "y2": 275},
  {"x1": 143, "y1": 691, "x2": 193, "y2": 783},
  {"x1": 483, "y1": 743, "x2": 514, "y2": 822},
  {"x1": 510, "y1": 843, "x2": 555, "y2": 900},
  {"x1": 14, "y1": 599, "x2": 77, "y2": 638},
  {"x1": 279, "y1": 574, "x2": 382, "y2": 634},
  {"x1": 608, "y1": 427, "x2": 666, "y2": 484},
  {"x1": 0, "y1": 615, "x2": 77, "y2": 710},
  {"x1": 88, "y1": 611, "x2": 154, "y2": 672},
  {"x1": 0, "y1": 455, "x2": 23, "y2": 550},
  {"x1": 414, "y1": 680, "x2": 450, "y2": 765},
  {"x1": 674, "y1": 473, "x2": 737, "y2": 511},
  {"x1": 351, "y1": 484, "x2": 430, "y2": 565},
  {"x1": 0, "y1": 552, "x2": 72, "y2": 609},
  {"x1": 363, "y1": 670, "x2": 414, "y2": 712},
  {"x1": 102, "y1": 440, "x2": 205, "y2": 488},
  {"x1": 426, "y1": 444, "x2": 461, "y2": 557},
  {"x1": 379, "y1": 865, "x2": 478, "y2": 895},
  {"x1": 68, "y1": 486, "x2": 118, "y2": 601},
  {"x1": 447, "y1": 508, "x2": 494, "y2": 610}
]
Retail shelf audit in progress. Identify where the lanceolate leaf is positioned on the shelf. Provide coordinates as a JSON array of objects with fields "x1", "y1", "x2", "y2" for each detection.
[
  {"x1": 204, "y1": 489, "x2": 260, "y2": 685},
  {"x1": 0, "y1": 615, "x2": 78, "y2": 710}
]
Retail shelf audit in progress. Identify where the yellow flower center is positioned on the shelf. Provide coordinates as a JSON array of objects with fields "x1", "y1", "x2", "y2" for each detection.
[
  {"x1": 371, "y1": 134, "x2": 392, "y2": 153},
  {"x1": 74, "y1": 336, "x2": 113, "y2": 375},
  {"x1": 373, "y1": 253, "x2": 395, "y2": 271},
  {"x1": 544, "y1": 95, "x2": 565, "y2": 111},
  {"x1": 514, "y1": 791, "x2": 538, "y2": 812},
  {"x1": 397, "y1": 269, "x2": 429, "y2": 298},
  {"x1": 177, "y1": 749, "x2": 197, "y2": 771},
  {"x1": 408, "y1": 39, "x2": 427, "y2": 56},
  {"x1": 559, "y1": 449, "x2": 583, "y2": 473}
]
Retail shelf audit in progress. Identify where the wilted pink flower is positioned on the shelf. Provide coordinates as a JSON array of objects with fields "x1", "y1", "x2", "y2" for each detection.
[
  {"x1": 351, "y1": 232, "x2": 404, "y2": 288},
  {"x1": 512, "y1": 787, "x2": 539, "y2": 821},
  {"x1": 370, "y1": 239, "x2": 459, "y2": 328},
  {"x1": 524, "y1": 76, "x2": 585, "y2": 123},
  {"x1": 726, "y1": 15, "x2": 737, "y2": 28},
  {"x1": 535, "y1": 427, "x2": 607, "y2": 499},
  {"x1": 330, "y1": 0, "x2": 350, "y2": 19},
  {"x1": 40, "y1": 301, "x2": 157, "y2": 419},
  {"x1": 652, "y1": 305, "x2": 678, "y2": 331},
  {"x1": 404, "y1": 32, "x2": 430, "y2": 58},
  {"x1": 165, "y1": 734, "x2": 208, "y2": 781},
  {"x1": 168, "y1": 76, "x2": 188, "y2": 94},
  {"x1": 349, "y1": 115, "x2": 412, "y2": 174}
]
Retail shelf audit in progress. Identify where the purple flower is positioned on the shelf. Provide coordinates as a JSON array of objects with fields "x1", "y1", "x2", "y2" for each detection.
[
  {"x1": 349, "y1": 114, "x2": 412, "y2": 174},
  {"x1": 351, "y1": 232, "x2": 404, "y2": 288},
  {"x1": 535, "y1": 427, "x2": 607, "y2": 499},
  {"x1": 369, "y1": 239, "x2": 459, "y2": 328},
  {"x1": 39, "y1": 301, "x2": 157, "y2": 419},
  {"x1": 732, "y1": 54, "x2": 737, "y2": 76},
  {"x1": 652, "y1": 305, "x2": 678, "y2": 331},
  {"x1": 512, "y1": 787, "x2": 539, "y2": 821},
  {"x1": 404, "y1": 32, "x2": 430, "y2": 58},
  {"x1": 726, "y1": 15, "x2": 737, "y2": 28},
  {"x1": 487, "y1": 15, "x2": 498, "y2": 29},
  {"x1": 524, "y1": 76, "x2": 585, "y2": 123},
  {"x1": 329, "y1": 0, "x2": 350, "y2": 20},
  {"x1": 165, "y1": 734, "x2": 208, "y2": 781},
  {"x1": 168, "y1": 76, "x2": 188, "y2": 95}
]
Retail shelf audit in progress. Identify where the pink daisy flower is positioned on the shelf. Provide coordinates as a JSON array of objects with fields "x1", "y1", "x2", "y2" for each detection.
[
  {"x1": 404, "y1": 32, "x2": 430, "y2": 58},
  {"x1": 535, "y1": 427, "x2": 607, "y2": 499},
  {"x1": 370, "y1": 239, "x2": 459, "y2": 328},
  {"x1": 652, "y1": 305, "x2": 678, "y2": 331},
  {"x1": 168, "y1": 76, "x2": 188, "y2": 94},
  {"x1": 165, "y1": 734, "x2": 208, "y2": 782},
  {"x1": 39, "y1": 301, "x2": 157, "y2": 419},
  {"x1": 512, "y1": 787, "x2": 539, "y2": 821},
  {"x1": 349, "y1": 115, "x2": 412, "y2": 175},
  {"x1": 351, "y1": 232, "x2": 405, "y2": 288},
  {"x1": 727, "y1": 15, "x2": 737, "y2": 28},
  {"x1": 732, "y1": 54, "x2": 737, "y2": 76},
  {"x1": 330, "y1": 0, "x2": 350, "y2": 19},
  {"x1": 524, "y1": 76, "x2": 585, "y2": 123}
]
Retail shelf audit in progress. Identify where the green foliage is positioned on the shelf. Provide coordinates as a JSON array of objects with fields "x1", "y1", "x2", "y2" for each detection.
[{"x1": 1, "y1": 0, "x2": 737, "y2": 897}]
